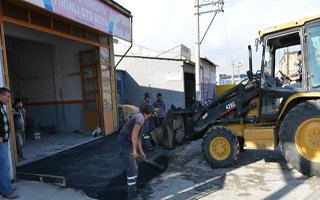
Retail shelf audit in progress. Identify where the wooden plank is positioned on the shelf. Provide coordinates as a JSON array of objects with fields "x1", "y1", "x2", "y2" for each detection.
[
  {"x1": 27, "y1": 100, "x2": 83, "y2": 106},
  {"x1": 17, "y1": 172, "x2": 67, "y2": 187},
  {"x1": 1, "y1": 16, "x2": 100, "y2": 47},
  {"x1": 0, "y1": 20, "x2": 19, "y2": 168}
]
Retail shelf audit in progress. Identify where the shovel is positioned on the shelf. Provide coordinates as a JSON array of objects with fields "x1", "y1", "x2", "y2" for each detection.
[{"x1": 133, "y1": 154, "x2": 165, "y2": 169}]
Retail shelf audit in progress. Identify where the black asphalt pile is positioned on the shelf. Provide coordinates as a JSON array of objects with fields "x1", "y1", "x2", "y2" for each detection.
[
  {"x1": 97, "y1": 155, "x2": 169, "y2": 200},
  {"x1": 17, "y1": 134, "x2": 169, "y2": 200}
]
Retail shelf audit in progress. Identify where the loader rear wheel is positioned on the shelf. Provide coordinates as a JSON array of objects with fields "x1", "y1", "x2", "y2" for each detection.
[
  {"x1": 202, "y1": 126, "x2": 239, "y2": 168},
  {"x1": 280, "y1": 100, "x2": 320, "y2": 176}
]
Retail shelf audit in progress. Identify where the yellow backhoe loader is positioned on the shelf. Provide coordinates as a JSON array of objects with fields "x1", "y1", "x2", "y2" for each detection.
[{"x1": 151, "y1": 15, "x2": 320, "y2": 176}]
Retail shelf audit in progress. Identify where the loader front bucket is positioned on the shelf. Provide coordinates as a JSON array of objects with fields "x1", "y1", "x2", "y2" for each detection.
[
  {"x1": 149, "y1": 109, "x2": 176, "y2": 149},
  {"x1": 149, "y1": 108, "x2": 194, "y2": 150}
]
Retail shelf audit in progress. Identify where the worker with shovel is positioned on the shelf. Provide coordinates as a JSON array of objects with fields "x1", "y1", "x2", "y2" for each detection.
[{"x1": 117, "y1": 105, "x2": 153, "y2": 199}]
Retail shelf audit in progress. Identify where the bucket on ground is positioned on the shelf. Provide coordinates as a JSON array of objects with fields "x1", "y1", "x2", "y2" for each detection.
[{"x1": 33, "y1": 132, "x2": 41, "y2": 140}]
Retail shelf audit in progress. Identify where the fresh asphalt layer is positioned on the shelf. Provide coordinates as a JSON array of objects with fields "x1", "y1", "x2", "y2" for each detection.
[
  {"x1": 16, "y1": 133, "x2": 168, "y2": 200},
  {"x1": 97, "y1": 155, "x2": 169, "y2": 200}
]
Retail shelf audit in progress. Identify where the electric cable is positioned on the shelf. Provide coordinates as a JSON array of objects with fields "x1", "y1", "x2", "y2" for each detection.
[
  {"x1": 221, "y1": 13, "x2": 233, "y2": 65},
  {"x1": 224, "y1": 0, "x2": 320, "y2": 7}
]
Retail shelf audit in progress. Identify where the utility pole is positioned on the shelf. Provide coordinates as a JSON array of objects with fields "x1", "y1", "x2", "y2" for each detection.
[
  {"x1": 232, "y1": 60, "x2": 235, "y2": 84},
  {"x1": 194, "y1": 0, "x2": 224, "y2": 101},
  {"x1": 237, "y1": 61, "x2": 242, "y2": 83},
  {"x1": 195, "y1": 0, "x2": 200, "y2": 100}
]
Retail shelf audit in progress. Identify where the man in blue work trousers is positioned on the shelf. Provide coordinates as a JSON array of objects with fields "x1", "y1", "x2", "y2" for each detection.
[
  {"x1": 117, "y1": 105, "x2": 153, "y2": 199},
  {"x1": 0, "y1": 87, "x2": 19, "y2": 199}
]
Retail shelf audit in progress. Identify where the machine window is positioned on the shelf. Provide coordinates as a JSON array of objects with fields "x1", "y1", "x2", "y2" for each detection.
[
  {"x1": 263, "y1": 33, "x2": 301, "y2": 88},
  {"x1": 261, "y1": 32, "x2": 301, "y2": 117},
  {"x1": 307, "y1": 26, "x2": 320, "y2": 88}
]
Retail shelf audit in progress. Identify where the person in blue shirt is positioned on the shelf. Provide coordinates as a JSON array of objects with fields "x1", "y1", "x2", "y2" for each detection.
[{"x1": 153, "y1": 93, "x2": 166, "y2": 127}]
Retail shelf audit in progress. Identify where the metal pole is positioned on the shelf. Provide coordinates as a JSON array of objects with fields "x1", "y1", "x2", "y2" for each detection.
[
  {"x1": 237, "y1": 62, "x2": 241, "y2": 82},
  {"x1": 286, "y1": 48, "x2": 289, "y2": 74},
  {"x1": 232, "y1": 61, "x2": 234, "y2": 84},
  {"x1": 115, "y1": 17, "x2": 133, "y2": 69},
  {"x1": 195, "y1": 0, "x2": 201, "y2": 100}
]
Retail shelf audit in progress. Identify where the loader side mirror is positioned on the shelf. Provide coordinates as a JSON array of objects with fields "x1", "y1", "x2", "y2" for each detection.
[{"x1": 255, "y1": 38, "x2": 260, "y2": 52}]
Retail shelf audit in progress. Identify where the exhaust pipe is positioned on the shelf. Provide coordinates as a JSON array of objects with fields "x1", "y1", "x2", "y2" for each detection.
[{"x1": 247, "y1": 45, "x2": 253, "y2": 80}]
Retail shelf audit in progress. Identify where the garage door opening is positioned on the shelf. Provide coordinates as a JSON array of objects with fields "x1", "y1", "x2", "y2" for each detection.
[
  {"x1": 184, "y1": 72, "x2": 195, "y2": 108},
  {"x1": 5, "y1": 22, "x2": 103, "y2": 165}
]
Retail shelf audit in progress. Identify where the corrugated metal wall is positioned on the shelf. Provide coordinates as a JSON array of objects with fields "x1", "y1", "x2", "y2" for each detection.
[{"x1": 116, "y1": 56, "x2": 186, "y2": 109}]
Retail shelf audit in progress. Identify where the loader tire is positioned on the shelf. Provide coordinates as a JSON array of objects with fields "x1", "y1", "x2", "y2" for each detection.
[
  {"x1": 202, "y1": 126, "x2": 239, "y2": 168},
  {"x1": 280, "y1": 100, "x2": 320, "y2": 176}
]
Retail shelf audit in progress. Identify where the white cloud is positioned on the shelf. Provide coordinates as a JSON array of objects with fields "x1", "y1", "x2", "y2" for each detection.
[{"x1": 116, "y1": 0, "x2": 320, "y2": 75}]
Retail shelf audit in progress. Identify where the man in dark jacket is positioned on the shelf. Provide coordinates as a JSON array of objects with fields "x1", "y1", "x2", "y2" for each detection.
[
  {"x1": 0, "y1": 87, "x2": 19, "y2": 199},
  {"x1": 13, "y1": 97, "x2": 26, "y2": 162}
]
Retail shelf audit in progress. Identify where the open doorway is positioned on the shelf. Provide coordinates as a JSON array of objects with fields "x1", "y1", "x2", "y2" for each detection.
[
  {"x1": 184, "y1": 72, "x2": 195, "y2": 108},
  {"x1": 4, "y1": 22, "x2": 103, "y2": 165}
]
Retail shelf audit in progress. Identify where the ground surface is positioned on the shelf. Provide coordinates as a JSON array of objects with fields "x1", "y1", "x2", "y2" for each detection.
[
  {"x1": 21, "y1": 132, "x2": 103, "y2": 165},
  {"x1": 17, "y1": 134, "x2": 167, "y2": 200},
  {"x1": 145, "y1": 140, "x2": 320, "y2": 200},
  {"x1": 16, "y1": 134, "x2": 320, "y2": 200}
]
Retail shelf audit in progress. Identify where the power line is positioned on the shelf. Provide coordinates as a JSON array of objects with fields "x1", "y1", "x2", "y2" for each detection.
[
  {"x1": 201, "y1": 0, "x2": 211, "y2": 4},
  {"x1": 225, "y1": 0, "x2": 319, "y2": 4},
  {"x1": 224, "y1": 0, "x2": 320, "y2": 7},
  {"x1": 200, "y1": 12, "x2": 218, "y2": 44},
  {"x1": 131, "y1": 42, "x2": 161, "y2": 53},
  {"x1": 118, "y1": 40, "x2": 191, "y2": 59},
  {"x1": 156, "y1": 44, "x2": 182, "y2": 57},
  {"x1": 221, "y1": 13, "x2": 233, "y2": 64},
  {"x1": 118, "y1": 40, "x2": 161, "y2": 53}
]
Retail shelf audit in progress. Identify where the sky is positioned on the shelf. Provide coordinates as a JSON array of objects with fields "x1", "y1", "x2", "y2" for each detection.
[{"x1": 115, "y1": 0, "x2": 320, "y2": 75}]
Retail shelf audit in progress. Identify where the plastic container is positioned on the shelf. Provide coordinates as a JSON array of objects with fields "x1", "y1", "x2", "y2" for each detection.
[{"x1": 33, "y1": 132, "x2": 41, "y2": 140}]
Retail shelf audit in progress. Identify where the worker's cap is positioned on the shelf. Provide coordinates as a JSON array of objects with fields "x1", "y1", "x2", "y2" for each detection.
[
  {"x1": 157, "y1": 93, "x2": 162, "y2": 97},
  {"x1": 144, "y1": 92, "x2": 151, "y2": 99}
]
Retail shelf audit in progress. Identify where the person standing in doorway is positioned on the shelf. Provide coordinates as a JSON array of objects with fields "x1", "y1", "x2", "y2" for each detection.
[
  {"x1": 153, "y1": 93, "x2": 166, "y2": 127},
  {"x1": 139, "y1": 92, "x2": 154, "y2": 151},
  {"x1": 13, "y1": 97, "x2": 26, "y2": 162},
  {"x1": 0, "y1": 87, "x2": 19, "y2": 199},
  {"x1": 116, "y1": 105, "x2": 153, "y2": 199}
]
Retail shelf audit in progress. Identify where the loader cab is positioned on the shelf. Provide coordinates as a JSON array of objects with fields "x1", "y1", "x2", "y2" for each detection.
[
  {"x1": 259, "y1": 31, "x2": 303, "y2": 120},
  {"x1": 259, "y1": 17, "x2": 320, "y2": 120}
]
